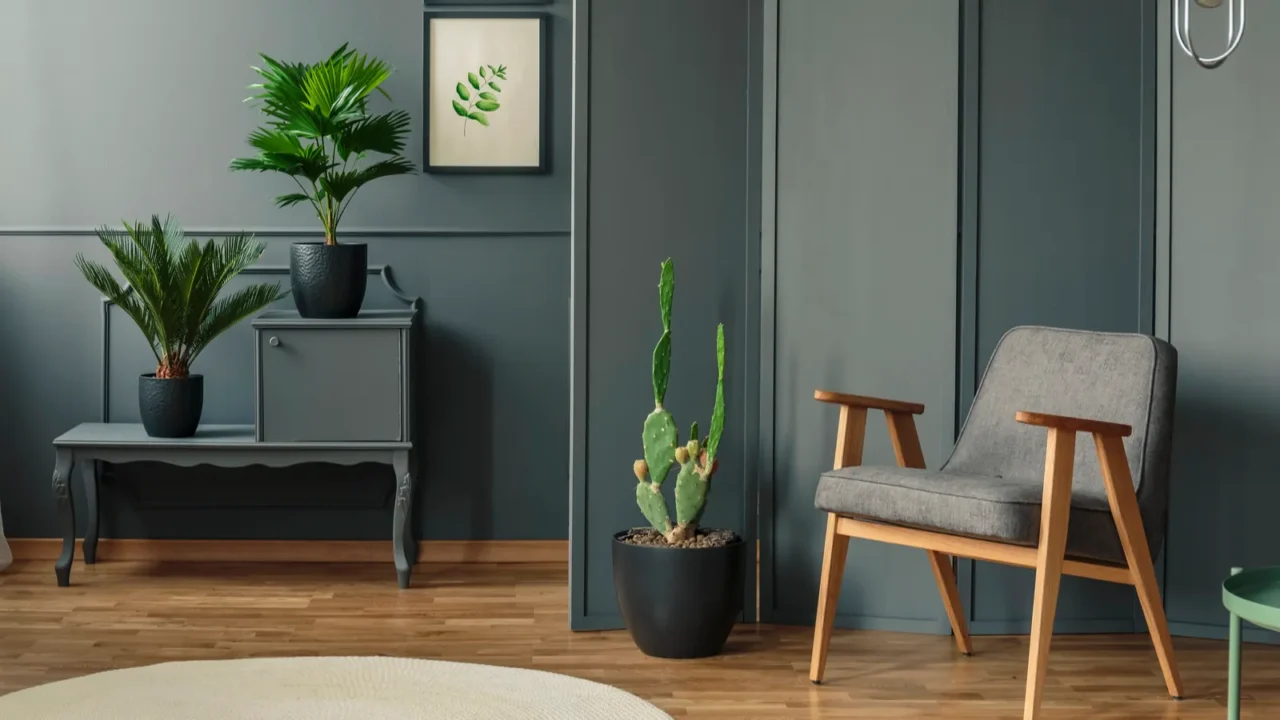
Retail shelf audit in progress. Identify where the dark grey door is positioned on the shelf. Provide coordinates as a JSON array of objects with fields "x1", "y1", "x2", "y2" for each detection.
[{"x1": 259, "y1": 328, "x2": 403, "y2": 442}]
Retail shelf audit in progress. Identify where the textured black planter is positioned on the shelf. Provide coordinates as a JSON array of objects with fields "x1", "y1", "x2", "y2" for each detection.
[
  {"x1": 612, "y1": 531, "x2": 745, "y2": 658},
  {"x1": 138, "y1": 374, "x2": 204, "y2": 438},
  {"x1": 289, "y1": 242, "x2": 368, "y2": 318}
]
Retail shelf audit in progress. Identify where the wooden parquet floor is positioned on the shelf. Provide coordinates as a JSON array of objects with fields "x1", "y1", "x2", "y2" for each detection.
[{"x1": 1, "y1": 559, "x2": 1278, "y2": 718}]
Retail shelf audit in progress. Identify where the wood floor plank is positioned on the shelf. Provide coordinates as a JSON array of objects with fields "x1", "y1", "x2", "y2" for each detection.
[{"x1": 0, "y1": 560, "x2": 1276, "y2": 718}]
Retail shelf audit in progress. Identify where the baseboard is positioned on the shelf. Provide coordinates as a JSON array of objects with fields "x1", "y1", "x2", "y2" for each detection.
[
  {"x1": 1169, "y1": 619, "x2": 1280, "y2": 645},
  {"x1": 8, "y1": 539, "x2": 567, "y2": 564},
  {"x1": 767, "y1": 609, "x2": 951, "y2": 635},
  {"x1": 571, "y1": 614, "x2": 625, "y2": 631},
  {"x1": 968, "y1": 618, "x2": 1137, "y2": 635}
]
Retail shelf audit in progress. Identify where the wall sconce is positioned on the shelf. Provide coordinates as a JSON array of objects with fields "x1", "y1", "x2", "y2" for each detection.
[{"x1": 1174, "y1": 0, "x2": 1245, "y2": 69}]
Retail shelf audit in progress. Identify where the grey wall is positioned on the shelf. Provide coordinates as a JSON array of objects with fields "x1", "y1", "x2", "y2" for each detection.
[
  {"x1": 569, "y1": 0, "x2": 761, "y2": 630},
  {"x1": 0, "y1": 0, "x2": 572, "y2": 541},
  {"x1": 962, "y1": 0, "x2": 1155, "y2": 634},
  {"x1": 1160, "y1": 0, "x2": 1280, "y2": 642},
  {"x1": 760, "y1": 0, "x2": 1160, "y2": 635},
  {"x1": 763, "y1": 0, "x2": 959, "y2": 630}
]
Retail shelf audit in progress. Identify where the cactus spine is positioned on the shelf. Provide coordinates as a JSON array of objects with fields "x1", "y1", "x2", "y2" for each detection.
[{"x1": 633, "y1": 258, "x2": 726, "y2": 544}]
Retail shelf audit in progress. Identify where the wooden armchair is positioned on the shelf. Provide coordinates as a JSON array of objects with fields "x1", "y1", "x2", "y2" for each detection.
[{"x1": 808, "y1": 327, "x2": 1182, "y2": 720}]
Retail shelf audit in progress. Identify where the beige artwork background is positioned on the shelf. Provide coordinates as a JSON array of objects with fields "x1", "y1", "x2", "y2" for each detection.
[{"x1": 428, "y1": 17, "x2": 542, "y2": 168}]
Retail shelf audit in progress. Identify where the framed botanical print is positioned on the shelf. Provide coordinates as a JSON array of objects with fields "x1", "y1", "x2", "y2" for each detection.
[{"x1": 423, "y1": 12, "x2": 548, "y2": 173}]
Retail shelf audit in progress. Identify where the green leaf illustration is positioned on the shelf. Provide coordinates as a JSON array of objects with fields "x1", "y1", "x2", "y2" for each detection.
[{"x1": 456, "y1": 65, "x2": 507, "y2": 135}]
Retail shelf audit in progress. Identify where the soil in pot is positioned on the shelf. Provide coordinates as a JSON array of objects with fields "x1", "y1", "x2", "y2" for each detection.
[
  {"x1": 289, "y1": 242, "x2": 368, "y2": 318},
  {"x1": 617, "y1": 527, "x2": 739, "y2": 549},
  {"x1": 612, "y1": 528, "x2": 745, "y2": 659},
  {"x1": 138, "y1": 374, "x2": 204, "y2": 438}
]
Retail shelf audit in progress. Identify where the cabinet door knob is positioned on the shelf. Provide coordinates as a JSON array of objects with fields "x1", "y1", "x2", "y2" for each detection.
[{"x1": 268, "y1": 336, "x2": 280, "y2": 347}]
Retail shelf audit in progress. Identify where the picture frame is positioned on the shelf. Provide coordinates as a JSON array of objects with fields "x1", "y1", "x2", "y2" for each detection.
[{"x1": 423, "y1": 12, "x2": 549, "y2": 174}]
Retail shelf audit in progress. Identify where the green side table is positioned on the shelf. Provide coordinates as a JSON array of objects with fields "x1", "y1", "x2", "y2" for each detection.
[{"x1": 1222, "y1": 566, "x2": 1280, "y2": 719}]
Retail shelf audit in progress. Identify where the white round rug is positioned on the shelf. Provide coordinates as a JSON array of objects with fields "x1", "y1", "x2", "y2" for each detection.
[{"x1": 0, "y1": 656, "x2": 672, "y2": 720}]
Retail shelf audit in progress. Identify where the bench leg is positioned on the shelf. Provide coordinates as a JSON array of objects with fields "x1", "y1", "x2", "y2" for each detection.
[
  {"x1": 81, "y1": 460, "x2": 100, "y2": 565},
  {"x1": 392, "y1": 451, "x2": 414, "y2": 589},
  {"x1": 53, "y1": 449, "x2": 75, "y2": 587}
]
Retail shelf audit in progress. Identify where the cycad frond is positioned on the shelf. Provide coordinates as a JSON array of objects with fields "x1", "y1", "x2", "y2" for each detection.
[
  {"x1": 190, "y1": 283, "x2": 287, "y2": 361},
  {"x1": 75, "y1": 216, "x2": 283, "y2": 377}
]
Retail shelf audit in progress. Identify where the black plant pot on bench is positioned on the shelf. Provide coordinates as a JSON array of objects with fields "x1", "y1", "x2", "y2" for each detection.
[
  {"x1": 139, "y1": 374, "x2": 204, "y2": 438},
  {"x1": 290, "y1": 243, "x2": 368, "y2": 319}
]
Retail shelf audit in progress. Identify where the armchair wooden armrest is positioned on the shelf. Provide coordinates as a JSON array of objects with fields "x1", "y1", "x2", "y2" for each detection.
[
  {"x1": 813, "y1": 390, "x2": 925, "y2": 416},
  {"x1": 1015, "y1": 410, "x2": 1132, "y2": 438}
]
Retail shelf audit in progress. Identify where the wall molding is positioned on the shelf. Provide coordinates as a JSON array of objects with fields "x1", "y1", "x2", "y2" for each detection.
[
  {"x1": 757, "y1": 0, "x2": 779, "y2": 625},
  {"x1": 0, "y1": 227, "x2": 569, "y2": 238},
  {"x1": 567, "y1": 0, "x2": 591, "y2": 632},
  {"x1": 9, "y1": 538, "x2": 567, "y2": 564}
]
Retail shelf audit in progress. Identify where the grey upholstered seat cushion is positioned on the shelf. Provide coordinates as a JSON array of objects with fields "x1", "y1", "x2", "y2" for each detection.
[
  {"x1": 814, "y1": 466, "x2": 1126, "y2": 562},
  {"x1": 814, "y1": 326, "x2": 1177, "y2": 565}
]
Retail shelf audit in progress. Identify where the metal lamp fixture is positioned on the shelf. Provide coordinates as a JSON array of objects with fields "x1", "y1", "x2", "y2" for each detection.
[{"x1": 1175, "y1": 0, "x2": 1246, "y2": 69}]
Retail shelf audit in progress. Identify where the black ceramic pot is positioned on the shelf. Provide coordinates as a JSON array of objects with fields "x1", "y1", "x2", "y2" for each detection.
[
  {"x1": 612, "y1": 530, "x2": 745, "y2": 659},
  {"x1": 138, "y1": 374, "x2": 204, "y2": 438},
  {"x1": 289, "y1": 242, "x2": 368, "y2": 318}
]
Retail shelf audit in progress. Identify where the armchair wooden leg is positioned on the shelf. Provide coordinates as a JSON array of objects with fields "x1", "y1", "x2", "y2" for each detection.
[
  {"x1": 1024, "y1": 428, "x2": 1076, "y2": 720},
  {"x1": 1095, "y1": 435, "x2": 1184, "y2": 699},
  {"x1": 810, "y1": 513, "x2": 850, "y2": 684},
  {"x1": 926, "y1": 551, "x2": 972, "y2": 655},
  {"x1": 810, "y1": 405, "x2": 867, "y2": 684}
]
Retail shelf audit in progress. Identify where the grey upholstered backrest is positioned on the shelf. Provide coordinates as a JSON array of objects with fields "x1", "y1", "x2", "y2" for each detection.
[{"x1": 942, "y1": 326, "x2": 1177, "y2": 553}]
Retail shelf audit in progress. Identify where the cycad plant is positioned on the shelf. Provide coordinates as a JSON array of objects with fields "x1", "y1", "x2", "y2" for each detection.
[
  {"x1": 74, "y1": 215, "x2": 287, "y2": 378},
  {"x1": 230, "y1": 44, "x2": 415, "y2": 245}
]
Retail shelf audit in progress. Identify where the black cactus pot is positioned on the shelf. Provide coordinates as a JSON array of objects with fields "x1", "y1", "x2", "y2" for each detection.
[
  {"x1": 138, "y1": 374, "x2": 204, "y2": 438},
  {"x1": 611, "y1": 531, "x2": 746, "y2": 658},
  {"x1": 289, "y1": 242, "x2": 368, "y2": 319}
]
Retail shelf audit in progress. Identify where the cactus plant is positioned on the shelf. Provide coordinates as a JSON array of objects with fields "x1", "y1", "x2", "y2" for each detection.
[{"x1": 633, "y1": 258, "x2": 726, "y2": 545}]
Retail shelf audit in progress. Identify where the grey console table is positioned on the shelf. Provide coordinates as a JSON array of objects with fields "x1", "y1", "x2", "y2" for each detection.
[{"x1": 52, "y1": 425, "x2": 417, "y2": 589}]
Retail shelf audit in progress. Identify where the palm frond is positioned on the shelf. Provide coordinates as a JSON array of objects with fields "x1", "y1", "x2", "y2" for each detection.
[
  {"x1": 233, "y1": 45, "x2": 416, "y2": 243},
  {"x1": 303, "y1": 51, "x2": 392, "y2": 119},
  {"x1": 336, "y1": 110, "x2": 411, "y2": 159},
  {"x1": 274, "y1": 193, "x2": 313, "y2": 208},
  {"x1": 247, "y1": 128, "x2": 303, "y2": 155}
]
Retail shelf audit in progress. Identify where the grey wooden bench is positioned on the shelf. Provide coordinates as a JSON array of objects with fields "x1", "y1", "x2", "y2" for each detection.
[{"x1": 51, "y1": 423, "x2": 415, "y2": 588}]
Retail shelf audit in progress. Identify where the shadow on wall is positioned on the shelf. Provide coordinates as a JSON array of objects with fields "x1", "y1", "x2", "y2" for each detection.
[{"x1": 420, "y1": 323, "x2": 494, "y2": 541}]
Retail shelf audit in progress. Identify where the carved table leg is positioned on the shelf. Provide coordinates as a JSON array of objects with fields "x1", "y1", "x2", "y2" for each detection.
[
  {"x1": 52, "y1": 449, "x2": 75, "y2": 587},
  {"x1": 80, "y1": 460, "x2": 100, "y2": 564},
  {"x1": 406, "y1": 452, "x2": 419, "y2": 566},
  {"x1": 392, "y1": 451, "x2": 414, "y2": 589}
]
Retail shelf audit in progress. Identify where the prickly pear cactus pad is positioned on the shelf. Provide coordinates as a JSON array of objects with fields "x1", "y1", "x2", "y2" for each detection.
[{"x1": 627, "y1": 258, "x2": 733, "y2": 547}]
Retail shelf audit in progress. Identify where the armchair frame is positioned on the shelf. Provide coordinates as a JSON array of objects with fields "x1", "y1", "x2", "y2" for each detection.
[{"x1": 809, "y1": 390, "x2": 1182, "y2": 720}]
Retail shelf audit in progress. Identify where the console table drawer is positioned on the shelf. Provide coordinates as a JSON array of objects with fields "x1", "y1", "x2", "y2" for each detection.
[{"x1": 257, "y1": 328, "x2": 404, "y2": 442}]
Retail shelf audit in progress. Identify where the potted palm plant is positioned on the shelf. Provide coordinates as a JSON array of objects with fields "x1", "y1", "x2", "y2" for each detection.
[
  {"x1": 230, "y1": 44, "x2": 415, "y2": 318},
  {"x1": 75, "y1": 215, "x2": 286, "y2": 438},
  {"x1": 612, "y1": 259, "x2": 745, "y2": 659}
]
